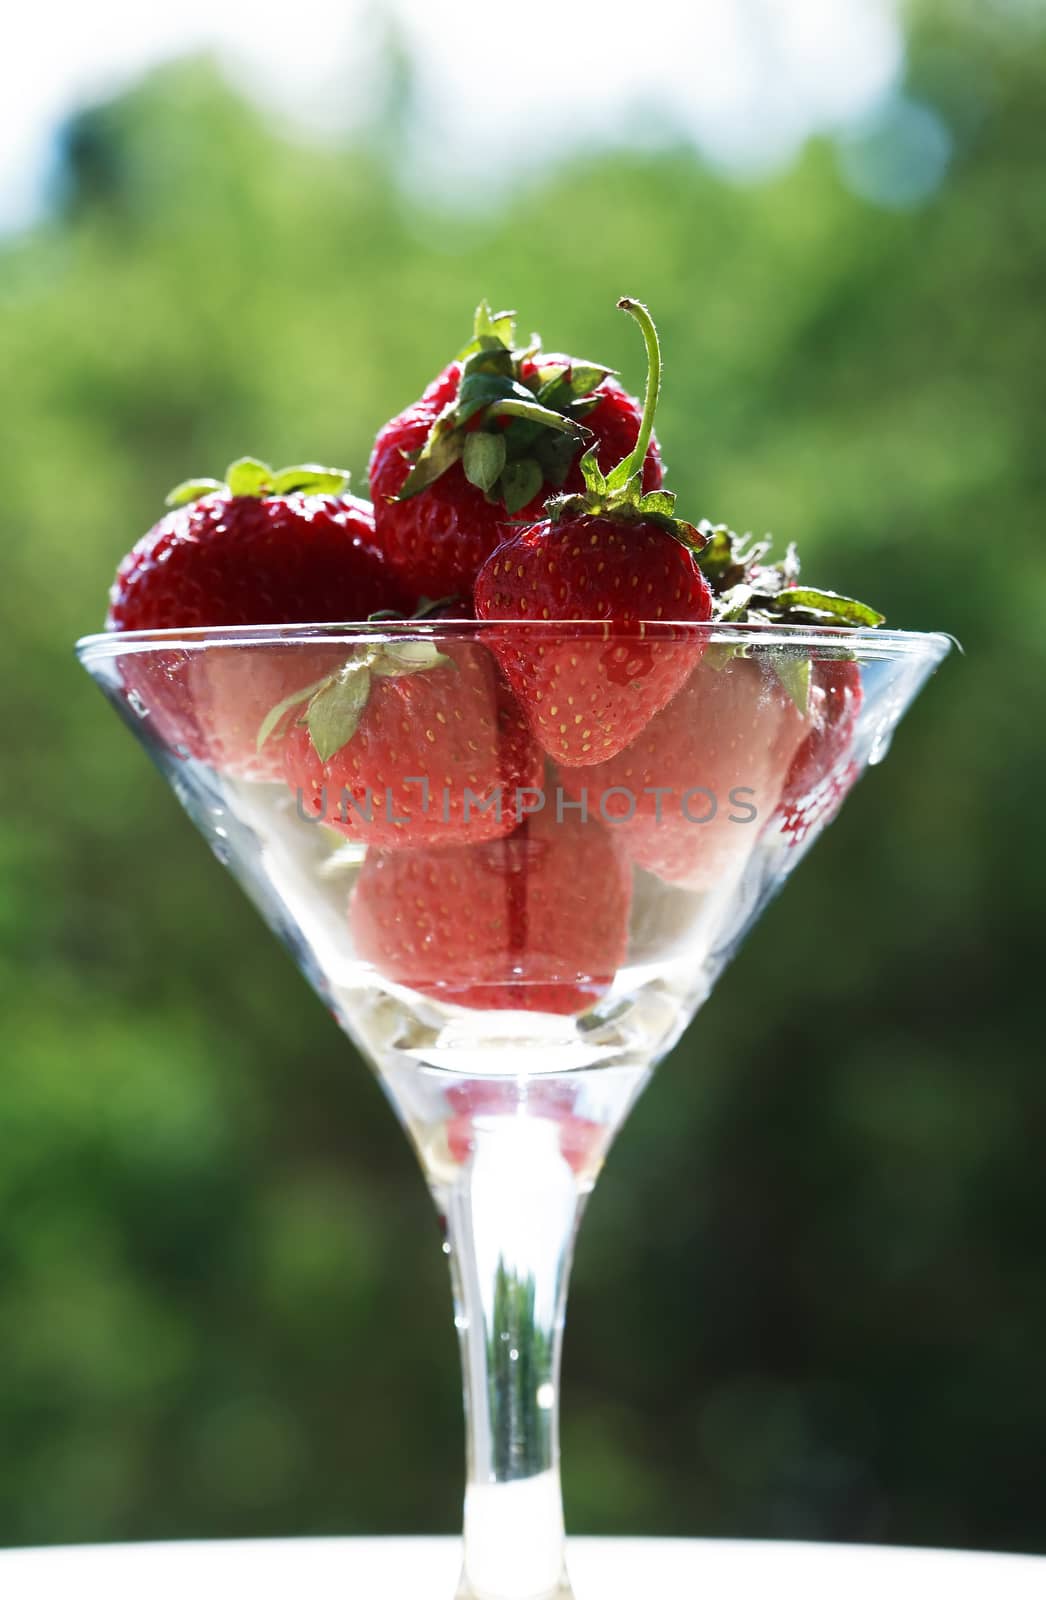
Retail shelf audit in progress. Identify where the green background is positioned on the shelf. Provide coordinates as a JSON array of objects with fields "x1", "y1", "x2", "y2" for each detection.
[{"x1": 2, "y1": 0, "x2": 1044, "y2": 1554}]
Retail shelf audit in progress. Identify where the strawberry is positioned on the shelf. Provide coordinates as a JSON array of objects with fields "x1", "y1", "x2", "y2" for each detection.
[
  {"x1": 557, "y1": 654, "x2": 809, "y2": 892},
  {"x1": 107, "y1": 458, "x2": 408, "y2": 779},
  {"x1": 553, "y1": 521, "x2": 884, "y2": 886},
  {"x1": 368, "y1": 302, "x2": 663, "y2": 600},
  {"x1": 777, "y1": 659, "x2": 863, "y2": 844},
  {"x1": 780, "y1": 759, "x2": 860, "y2": 848},
  {"x1": 350, "y1": 802, "x2": 632, "y2": 1013},
  {"x1": 686, "y1": 524, "x2": 881, "y2": 849},
  {"x1": 108, "y1": 458, "x2": 403, "y2": 632},
  {"x1": 273, "y1": 637, "x2": 542, "y2": 848},
  {"x1": 164, "y1": 642, "x2": 352, "y2": 782},
  {"x1": 474, "y1": 299, "x2": 714, "y2": 765}
]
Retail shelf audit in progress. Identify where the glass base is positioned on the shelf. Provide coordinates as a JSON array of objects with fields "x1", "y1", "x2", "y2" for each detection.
[
  {"x1": 457, "y1": 1471, "x2": 571, "y2": 1600},
  {"x1": 456, "y1": 1573, "x2": 575, "y2": 1600}
]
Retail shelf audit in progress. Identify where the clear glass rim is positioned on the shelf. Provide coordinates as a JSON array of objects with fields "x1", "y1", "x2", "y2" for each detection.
[{"x1": 76, "y1": 620, "x2": 954, "y2": 666}]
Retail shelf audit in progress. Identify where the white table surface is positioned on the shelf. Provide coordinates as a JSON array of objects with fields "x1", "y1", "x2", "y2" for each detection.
[{"x1": 0, "y1": 1537, "x2": 1043, "y2": 1598}]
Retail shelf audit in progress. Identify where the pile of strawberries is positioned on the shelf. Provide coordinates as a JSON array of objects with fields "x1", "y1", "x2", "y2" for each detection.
[{"x1": 106, "y1": 300, "x2": 881, "y2": 1015}]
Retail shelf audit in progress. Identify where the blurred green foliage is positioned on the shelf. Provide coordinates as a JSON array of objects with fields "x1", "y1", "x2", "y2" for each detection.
[{"x1": 2, "y1": 0, "x2": 1045, "y2": 1555}]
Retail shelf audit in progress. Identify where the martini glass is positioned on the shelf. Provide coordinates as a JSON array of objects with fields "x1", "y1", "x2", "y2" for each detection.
[{"x1": 77, "y1": 620, "x2": 948, "y2": 1600}]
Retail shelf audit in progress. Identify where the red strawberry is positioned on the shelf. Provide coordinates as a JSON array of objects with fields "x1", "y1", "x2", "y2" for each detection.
[
  {"x1": 474, "y1": 300, "x2": 713, "y2": 765},
  {"x1": 108, "y1": 459, "x2": 403, "y2": 632},
  {"x1": 777, "y1": 659, "x2": 863, "y2": 844},
  {"x1": 368, "y1": 302, "x2": 663, "y2": 600},
  {"x1": 646, "y1": 522, "x2": 884, "y2": 854},
  {"x1": 558, "y1": 653, "x2": 808, "y2": 892},
  {"x1": 780, "y1": 760, "x2": 860, "y2": 848},
  {"x1": 350, "y1": 802, "x2": 632, "y2": 1014},
  {"x1": 276, "y1": 638, "x2": 542, "y2": 848},
  {"x1": 106, "y1": 458, "x2": 408, "y2": 778},
  {"x1": 171, "y1": 643, "x2": 351, "y2": 782}
]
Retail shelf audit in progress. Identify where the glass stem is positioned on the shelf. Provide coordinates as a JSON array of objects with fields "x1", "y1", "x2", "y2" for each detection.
[{"x1": 438, "y1": 1101, "x2": 585, "y2": 1600}]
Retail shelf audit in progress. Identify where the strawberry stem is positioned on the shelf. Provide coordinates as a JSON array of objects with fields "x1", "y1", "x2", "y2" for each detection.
[
  {"x1": 615, "y1": 297, "x2": 661, "y2": 484},
  {"x1": 544, "y1": 297, "x2": 702, "y2": 551}
]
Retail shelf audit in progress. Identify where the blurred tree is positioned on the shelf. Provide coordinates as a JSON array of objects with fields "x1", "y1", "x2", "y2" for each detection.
[{"x1": 1, "y1": 0, "x2": 1044, "y2": 1554}]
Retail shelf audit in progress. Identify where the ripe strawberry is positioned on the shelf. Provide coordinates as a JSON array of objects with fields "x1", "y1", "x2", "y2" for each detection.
[
  {"x1": 350, "y1": 802, "x2": 632, "y2": 1013},
  {"x1": 368, "y1": 302, "x2": 663, "y2": 600},
  {"x1": 679, "y1": 523, "x2": 879, "y2": 849},
  {"x1": 107, "y1": 458, "x2": 408, "y2": 779},
  {"x1": 780, "y1": 760, "x2": 860, "y2": 848},
  {"x1": 475, "y1": 299, "x2": 714, "y2": 765},
  {"x1": 108, "y1": 458, "x2": 403, "y2": 631},
  {"x1": 558, "y1": 654, "x2": 808, "y2": 892},
  {"x1": 172, "y1": 642, "x2": 351, "y2": 782},
  {"x1": 777, "y1": 659, "x2": 863, "y2": 844},
  {"x1": 274, "y1": 638, "x2": 542, "y2": 848}
]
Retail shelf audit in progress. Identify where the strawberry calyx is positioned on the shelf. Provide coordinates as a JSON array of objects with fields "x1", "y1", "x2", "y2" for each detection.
[
  {"x1": 256, "y1": 597, "x2": 459, "y2": 762},
  {"x1": 396, "y1": 301, "x2": 615, "y2": 513},
  {"x1": 546, "y1": 298, "x2": 707, "y2": 557},
  {"x1": 697, "y1": 523, "x2": 885, "y2": 629},
  {"x1": 166, "y1": 457, "x2": 351, "y2": 508},
  {"x1": 367, "y1": 593, "x2": 462, "y2": 623},
  {"x1": 257, "y1": 637, "x2": 452, "y2": 761},
  {"x1": 696, "y1": 524, "x2": 885, "y2": 712}
]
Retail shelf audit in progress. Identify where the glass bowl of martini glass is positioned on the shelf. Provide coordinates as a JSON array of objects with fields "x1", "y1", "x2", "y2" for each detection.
[{"x1": 77, "y1": 618, "x2": 948, "y2": 1600}]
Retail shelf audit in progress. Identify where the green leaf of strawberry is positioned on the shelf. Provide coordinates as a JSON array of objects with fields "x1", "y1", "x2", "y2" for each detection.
[
  {"x1": 395, "y1": 303, "x2": 597, "y2": 507},
  {"x1": 715, "y1": 583, "x2": 757, "y2": 623},
  {"x1": 397, "y1": 429, "x2": 465, "y2": 498},
  {"x1": 578, "y1": 448, "x2": 608, "y2": 496},
  {"x1": 255, "y1": 677, "x2": 331, "y2": 753},
  {"x1": 458, "y1": 300, "x2": 518, "y2": 359},
  {"x1": 455, "y1": 370, "x2": 535, "y2": 424},
  {"x1": 486, "y1": 397, "x2": 589, "y2": 436},
  {"x1": 369, "y1": 639, "x2": 451, "y2": 676},
  {"x1": 270, "y1": 464, "x2": 354, "y2": 495},
  {"x1": 165, "y1": 477, "x2": 226, "y2": 507},
  {"x1": 769, "y1": 587, "x2": 886, "y2": 627},
  {"x1": 501, "y1": 459, "x2": 544, "y2": 514},
  {"x1": 533, "y1": 430, "x2": 579, "y2": 489},
  {"x1": 306, "y1": 661, "x2": 373, "y2": 761},
  {"x1": 536, "y1": 361, "x2": 615, "y2": 408},
  {"x1": 165, "y1": 457, "x2": 351, "y2": 509},
  {"x1": 463, "y1": 432, "x2": 508, "y2": 493},
  {"x1": 637, "y1": 489, "x2": 676, "y2": 517},
  {"x1": 771, "y1": 654, "x2": 813, "y2": 714},
  {"x1": 226, "y1": 457, "x2": 274, "y2": 497},
  {"x1": 258, "y1": 636, "x2": 452, "y2": 761},
  {"x1": 696, "y1": 524, "x2": 884, "y2": 632}
]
